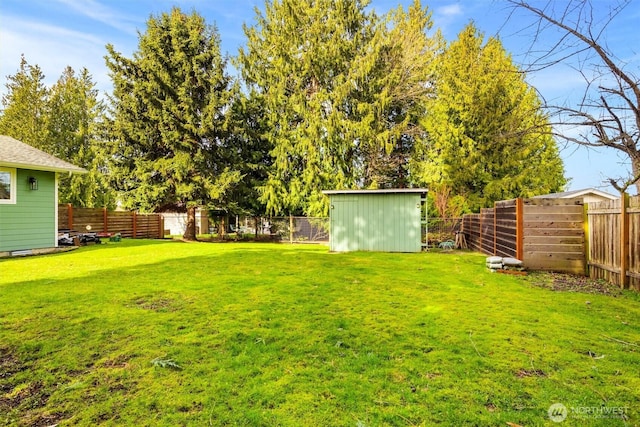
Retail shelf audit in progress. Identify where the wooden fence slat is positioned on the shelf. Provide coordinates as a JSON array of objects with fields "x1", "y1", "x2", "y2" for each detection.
[
  {"x1": 525, "y1": 236, "x2": 584, "y2": 245},
  {"x1": 524, "y1": 228, "x2": 585, "y2": 237},
  {"x1": 621, "y1": 193, "x2": 630, "y2": 289},
  {"x1": 524, "y1": 197, "x2": 583, "y2": 206}
]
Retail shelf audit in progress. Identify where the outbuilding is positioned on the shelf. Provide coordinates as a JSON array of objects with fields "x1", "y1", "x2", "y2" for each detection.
[
  {"x1": 0, "y1": 135, "x2": 87, "y2": 254},
  {"x1": 322, "y1": 189, "x2": 428, "y2": 253}
]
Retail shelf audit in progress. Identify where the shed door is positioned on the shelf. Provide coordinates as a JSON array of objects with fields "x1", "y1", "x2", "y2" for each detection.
[{"x1": 330, "y1": 194, "x2": 421, "y2": 252}]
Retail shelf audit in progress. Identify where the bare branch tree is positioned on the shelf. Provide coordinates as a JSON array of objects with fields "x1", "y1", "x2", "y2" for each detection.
[{"x1": 508, "y1": 0, "x2": 640, "y2": 193}]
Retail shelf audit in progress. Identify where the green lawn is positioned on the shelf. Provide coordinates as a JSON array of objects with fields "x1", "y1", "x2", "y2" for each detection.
[{"x1": 1, "y1": 240, "x2": 639, "y2": 426}]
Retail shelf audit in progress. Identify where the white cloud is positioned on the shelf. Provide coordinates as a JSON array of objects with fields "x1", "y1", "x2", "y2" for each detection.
[
  {"x1": 430, "y1": 2, "x2": 468, "y2": 39},
  {"x1": 54, "y1": 0, "x2": 139, "y2": 35},
  {"x1": 0, "y1": 16, "x2": 114, "y2": 99},
  {"x1": 437, "y1": 4, "x2": 463, "y2": 18},
  {"x1": 5, "y1": 17, "x2": 107, "y2": 47}
]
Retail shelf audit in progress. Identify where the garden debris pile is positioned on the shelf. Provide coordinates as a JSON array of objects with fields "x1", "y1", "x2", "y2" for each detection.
[{"x1": 524, "y1": 272, "x2": 624, "y2": 295}]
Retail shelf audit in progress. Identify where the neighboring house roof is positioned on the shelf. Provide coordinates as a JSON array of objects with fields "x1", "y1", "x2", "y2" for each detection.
[
  {"x1": 0, "y1": 135, "x2": 87, "y2": 174},
  {"x1": 533, "y1": 188, "x2": 618, "y2": 200}
]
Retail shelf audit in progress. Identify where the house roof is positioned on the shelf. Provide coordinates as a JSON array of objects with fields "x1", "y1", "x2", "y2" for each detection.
[
  {"x1": 322, "y1": 188, "x2": 428, "y2": 195},
  {"x1": 533, "y1": 188, "x2": 618, "y2": 200},
  {"x1": 0, "y1": 135, "x2": 87, "y2": 174}
]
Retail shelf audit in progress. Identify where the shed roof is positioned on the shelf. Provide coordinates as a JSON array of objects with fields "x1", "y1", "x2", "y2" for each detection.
[
  {"x1": 322, "y1": 188, "x2": 428, "y2": 195},
  {"x1": 533, "y1": 188, "x2": 617, "y2": 201},
  {"x1": 0, "y1": 135, "x2": 87, "y2": 174}
]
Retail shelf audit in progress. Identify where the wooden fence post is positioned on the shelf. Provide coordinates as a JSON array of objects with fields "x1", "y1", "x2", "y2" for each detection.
[
  {"x1": 621, "y1": 192, "x2": 630, "y2": 289},
  {"x1": 495, "y1": 205, "x2": 499, "y2": 256},
  {"x1": 67, "y1": 204, "x2": 73, "y2": 230},
  {"x1": 583, "y1": 202, "x2": 590, "y2": 276},
  {"x1": 478, "y1": 210, "x2": 483, "y2": 252},
  {"x1": 289, "y1": 214, "x2": 294, "y2": 244},
  {"x1": 516, "y1": 198, "x2": 524, "y2": 260},
  {"x1": 103, "y1": 207, "x2": 108, "y2": 233},
  {"x1": 133, "y1": 211, "x2": 137, "y2": 239},
  {"x1": 159, "y1": 215, "x2": 164, "y2": 239}
]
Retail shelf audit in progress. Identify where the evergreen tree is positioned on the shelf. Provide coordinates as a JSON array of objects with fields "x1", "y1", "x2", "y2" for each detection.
[
  {"x1": 217, "y1": 92, "x2": 272, "y2": 221},
  {"x1": 362, "y1": 1, "x2": 442, "y2": 188},
  {"x1": 47, "y1": 67, "x2": 115, "y2": 208},
  {"x1": 238, "y1": 0, "x2": 440, "y2": 215},
  {"x1": 413, "y1": 23, "x2": 566, "y2": 211},
  {"x1": 238, "y1": 0, "x2": 378, "y2": 216},
  {"x1": 106, "y1": 7, "x2": 238, "y2": 240},
  {"x1": 0, "y1": 56, "x2": 49, "y2": 149}
]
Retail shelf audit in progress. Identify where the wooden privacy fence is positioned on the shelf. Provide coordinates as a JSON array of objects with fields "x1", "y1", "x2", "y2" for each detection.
[
  {"x1": 587, "y1": 195, "x2": 640, "y2": 290},
  {"x1": 58, "y1": 204, "x2": 164, "y2": 239},
  {"x1": 462, "y1": 198, "x2": 586, "y2": 275}
]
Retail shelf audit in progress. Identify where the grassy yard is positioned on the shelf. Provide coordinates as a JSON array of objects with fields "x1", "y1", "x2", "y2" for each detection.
[{"x1": 1, "y1": 240, "x2": 639, "y2": 426}]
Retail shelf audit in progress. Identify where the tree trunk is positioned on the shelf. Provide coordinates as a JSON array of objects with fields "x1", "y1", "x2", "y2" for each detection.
[
  {"x1": 633, "y1": 157, "x2": 640, "y2": 195},
  {"x1": 254, "y1": 216, "x2": 259, "y2": 238},
  {"x1": 183, "y1": 206, "x2": 198, "y2": 241},
  {"x1": 219, "y1": 216, "x2": 226, "y2": 239}
]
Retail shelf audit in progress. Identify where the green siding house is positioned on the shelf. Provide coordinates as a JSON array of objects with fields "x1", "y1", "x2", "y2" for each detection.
[
  {"x1": 0, "y1": 135, "x2": 86, "y2": 254},
  {"x1": 322, "y1": 189, "x2": 428, "y2": 253}
]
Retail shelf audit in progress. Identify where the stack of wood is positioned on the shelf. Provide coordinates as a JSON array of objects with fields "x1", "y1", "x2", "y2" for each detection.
[{"x1": 454, "y1": 231, "x2": 468, "y2": 249}]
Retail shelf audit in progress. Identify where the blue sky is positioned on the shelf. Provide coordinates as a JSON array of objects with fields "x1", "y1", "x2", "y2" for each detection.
[{"x1": 1, "y1": 0, "x2": 637, "y2": 195}]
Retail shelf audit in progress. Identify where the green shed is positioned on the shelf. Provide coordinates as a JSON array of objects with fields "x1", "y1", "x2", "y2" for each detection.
[
  {"x1": 0, "y1": 135, "x2": 86, "y2": 254},
  {"x1": 322, "y1": 189, "x2": 428, "y2": 253}
]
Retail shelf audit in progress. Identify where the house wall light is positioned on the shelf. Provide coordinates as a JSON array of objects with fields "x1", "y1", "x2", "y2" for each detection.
[{"x1": 28, "y1": 176, "x2": 38, "y2": 191}]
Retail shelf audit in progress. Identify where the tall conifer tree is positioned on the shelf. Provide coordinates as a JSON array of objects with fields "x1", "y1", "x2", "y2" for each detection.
[
  {"x1": 47, "y1": 67, "x2": 115, "y2": 208},
  {"x1": 106, "y1": 7, "x2": 237, "y2": 240},
  {"x1": 238, "y1": 0, "x2": 376, "y2": 216},
  {"x1": 238, "y1": 0, "x2": 440, "y2": 215},
  {"x1": 413, "y1": 23, "x2": 566, "y2": 211},
  {"x1": 0, "y1": 56, "x2": 49, "y2": 149},
  {"x1": 362, "y1": 1, "x2": 442, "y2": 188}
]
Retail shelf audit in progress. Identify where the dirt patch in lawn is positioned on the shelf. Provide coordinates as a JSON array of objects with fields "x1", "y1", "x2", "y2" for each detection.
[
  {"x1": 0, "y1": 348, "x2": 68, "y2": 426},
  {"x1": 25, "y1": 412, "x2": 69, "y2": 427},
  {"x1": 0, "y1": 381, "x2": 48, "y2": 410},
  {"x1": 523, "y1": 272, "x2": 623, "y2": 296},
  {"x1": 101, "y1": 354, "x2": 132, "y2": 369},
  {"x1": 0, "y1": 346, "x2": 27, "y2": 400},
  {"x1": 130, "y1": 295, "x2": 181, "y2": 312},
  {"x1": 0, "y1": 347, "x2": 24, "y2": 383},
  {"x1": 516, "y1": 368, "x2": 547, "y2": 378}
]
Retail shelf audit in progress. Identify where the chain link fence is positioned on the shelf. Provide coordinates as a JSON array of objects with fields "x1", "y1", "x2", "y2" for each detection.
[
  {"x1": 270, "y1": 217, "x2": 329, "y2": 243},
  {"x1": 427, "y1": 217, "x2": 462, "y2": 246},
  {"x1": 213, "y1": 215, "x2": 460, "y2": 247},
  {"x1": 226, "y1": 216, "x2": 329, "y2": 243}
]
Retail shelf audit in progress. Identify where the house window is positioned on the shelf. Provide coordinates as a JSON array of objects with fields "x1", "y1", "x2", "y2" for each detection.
[{"x1": 0, "y1": 167, "x2": 17, "y2": 204}]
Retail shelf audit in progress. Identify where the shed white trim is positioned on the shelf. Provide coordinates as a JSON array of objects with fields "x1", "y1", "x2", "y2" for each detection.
[{"x1": 322, "y1": 188, "x2": 428, "y2": 195}]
